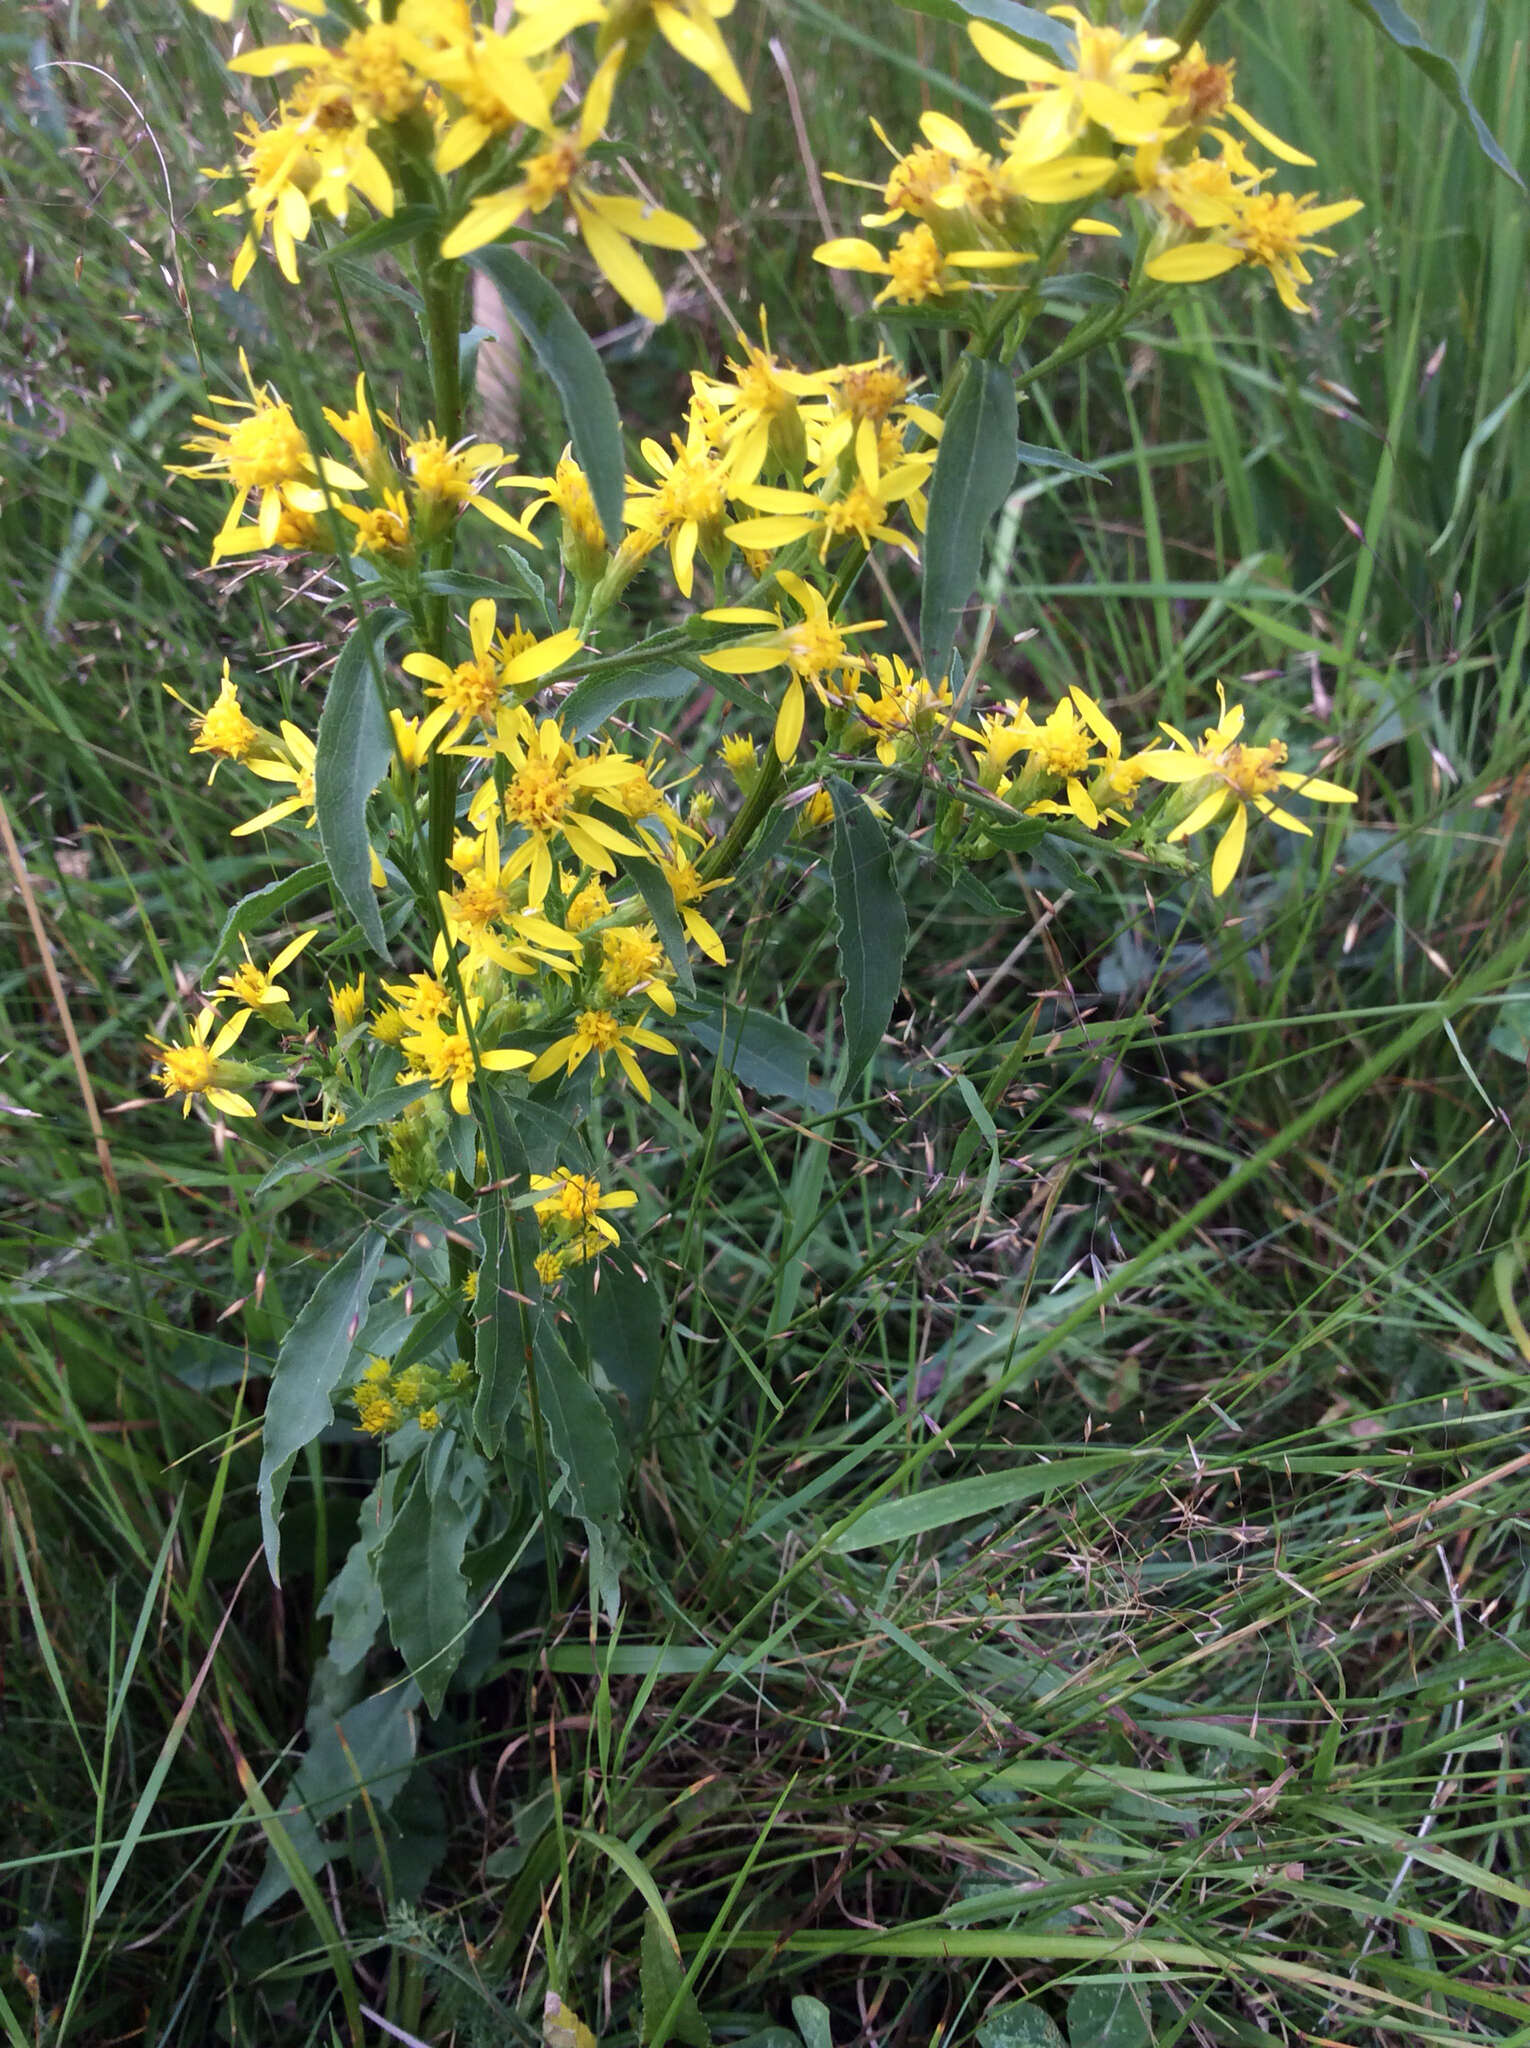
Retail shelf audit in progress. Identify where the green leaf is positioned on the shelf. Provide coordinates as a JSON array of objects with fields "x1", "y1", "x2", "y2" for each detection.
[
  {"x1": 377, "y1": 1456, "x2": 477, "y2": 1715},
  {"x1": 641, "y1": 1906, "x2": 712, "y2": 2048},
  {"x1": 686, "y1": 1002, "x2": 836, "y2": 1114},
  {"x1": 1065, "y1": 1978, "x2": 1151, "y2": 2048},
  {"x1": 624, "y1": 856, "x2": 696, "y2": 995},
  {"x1": 976, "y1": 2004, "x2": 1066, "y2": 2048},
  {"x1": 1015, "y1": 439, "x2": 1108, "y2": 481},
  {"x1": 420, "y1": 556, "x2": 548, "y2": 618},
  {"x1": 253, "y1": 1082, "x2": 430, "y2": 1198},
  {"x1": 310, "y1": 204, "x2": 436, "y2": 266},
  {"x1": 467, "y1": 246, "x2": 626, "y2": 542},
  {"x1": 920, "y1": 356, "x2": 1019, "y2": 688},
  {"x1": 1429, "y1": 365, "x2": 1530, "y2": 557},
  {"x1": 535, "y1": 1322, "x2": 626, "y2": 1619},
  {"x1": 832, "y1": 1453, "x2": 1128, "y2": 1552},
  {"x1": 583, "y1": 1255, "x2": 663, "y2": 1439},
  {"x1": 473, "y1": 1187, "x2": 532, "y2": 1458},
  {"x1": 564, "y1": 662, "x2": 697, "y2": 741},
  {"x1": 790, "y1": 1998, "x2": 833, "y2": 2048},
  {"x1": 827, "y1": 779, "x2": 907, "y2": 1092},
  {"x1": 259, "y1": 1231, "x2": 385, "y2": 1580},
  {"x1": 1338, "y1": 0, "x2": 1524, "y2": 191},
  {"x1": 316, "y1": 1477, "x2": 392, "y2": 1676},
  {"x1": 209, "y1": 864, "x2": 327, "y2": 967},
  {"x1": 887, "y1": 0, "x2": 1071, "y2": 59},
  {"x1": 314, "y1": 607, "x2": 407, "y2": 959}
]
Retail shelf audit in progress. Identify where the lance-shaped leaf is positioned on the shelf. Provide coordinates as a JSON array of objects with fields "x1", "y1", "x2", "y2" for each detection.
[
  {"x1": 314, "y1": 607, "x2": 407, "y2": 958},
  {"x1": 535, "y1": 1321, "x2": 626, "y2": 1619},
  {"x1": 377, "y1": 1454, "x2": 477, "y2": 1716},
  {"x1": 259, "y1": 1229, "x2": 385, "y2": 1579},
  {"x1": 467, "y1": 246, "x2": 626, "y2": 543},
  {"x1": 920, "y1": 356, "x2": 1018, "y2": 690},
  {"x1": 827, "y1": 779, "x2": 907, "y2": 1093},
  {"x1": 887, "y1": 0, "x2": 1072, "y2": 59},
  {"x1": 1338, "y1": 0, "x2": 1523, "y2": 192}
]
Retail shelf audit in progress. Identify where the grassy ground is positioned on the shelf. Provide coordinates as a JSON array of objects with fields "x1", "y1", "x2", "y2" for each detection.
[{"x1": 3, "y1": 1, "x2": 1530, "y2": 2043}]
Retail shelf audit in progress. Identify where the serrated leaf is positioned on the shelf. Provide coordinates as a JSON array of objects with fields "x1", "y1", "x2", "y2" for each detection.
[
  {"x1": 535, "y1": 1321, "x2": 626, "y2": 1618},
  {"x1": 686, "y1": 1002, "x2": 836, "y2": 1114},
  {"x1": 641, "y1": 1906, "x2": 711, "y2": 2047},
  {"x1": 624, "y1": 856, "x2": 695, "y2": 995},
  {"x1": 888, "y1": 0, "x2": 1071, "y2": 59},
  {"x1": 209, "y1": 864, "x2": 326, "y2": 967},
  {"x1": 1338, "y1": 0, "x2": 1524, "y2": 191},
  {"x1": 827, "y1": 778, "x2": 907, "y2": 1092},
  {"x1": 468, "y1": 246, "x2": 626, "y2": 542},
  {"x1": 920, "y1": 356, "x2": 1018, "y2": 688},
  {"x1": 377, "y1": 1457, "x2": 476, "y2": 1715},
  {"x1": 259, "y1": 1230, "x2": 385, "y2": 1580},
  {"x1": 564, "y1": 662, "x2": 697, "y2": 740},
  {"x1": 314, "y1": 608, "x2": 407, "y2": 959},
  {"x1": 833, "y1": 1452, "x2": 1127, "y2": 1552}
]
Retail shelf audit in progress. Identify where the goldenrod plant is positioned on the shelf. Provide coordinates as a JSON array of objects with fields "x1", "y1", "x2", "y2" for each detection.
[{"x1": 145, "y1": 0, "x2": 1371, "y2": 1708}]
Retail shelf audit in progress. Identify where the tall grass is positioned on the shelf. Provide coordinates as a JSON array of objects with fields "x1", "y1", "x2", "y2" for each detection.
[{"x1": 3, "y1": 1, "x2": 1529, "y2": 2042}]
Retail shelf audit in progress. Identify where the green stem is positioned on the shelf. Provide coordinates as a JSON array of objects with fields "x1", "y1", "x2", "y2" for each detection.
[
  {"x1": 1170, "y1": 0, "x2": 1225, "y2": 50},
  {"x1": 419, "y1": 243, "x2": 465, "y2": 892},
  {"x1": 700, "y1": 747, "x2": 782, "y2": 883}
]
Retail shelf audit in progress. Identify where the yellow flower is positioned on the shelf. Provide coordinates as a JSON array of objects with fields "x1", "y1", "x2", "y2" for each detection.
[
  {"x1": 146, "y1": 1007, "x2": 258, "y2": 1120},
  {"x1": 852, "y1": 655, "x2": 958, "y2": 767},
  {"x1": 510, "y1": 449, "x2": 612, "y2": 573},
  {"x1": 690, "y1": 320, "x2": 834, "y2": 485},
  {"x1": 720, "y1": 733, "x2": 758, "y2": 786},
  {"x1": 624, "y1": 411, "x2": 737, "y2": 597},
  {"x1": 231, "y1": 721, "x2": 317, "y2": 838},
  {"x1": 566, "y1": 877, "x2": 613, "y2": 931},
  {"x1": 340, "y1": 490, "x2": 415, "y2": 562},
  {"x1": 702, "y1": 569, "x2": 881, "y2": 766},
  {"x1": 970, "y1": 8, "x2": 1180, "y2": 151},
  {"x1": 814, "y1": 223, "x2": 1033, "y2": 307},
  {"x1": 330, "y1": 974, "x2": 368, "y2": 1032},
  {"x1": 653, "y1": 846, "x2": 728, "y2": 964},
  {"x1": 230, "y1": 8, "x2": 430, "y2": 127},
  {"x1": 401, "y1": 999, "x2": 536, "y2": 1115},
  {"x1": 211, "y1": 929, "x2": 319, "y2": 1022},
  {"x1": 213, "y1": 93, "x2": 396, "y2": 290},
  {"x1": 1144, "y1": 46, "x2": 1313, "y2": 166},
  {"x1": 438, "y1": 46, "x2": 702, "y2": 323},
  {"x1": 465, "y1": 709, "x2": 646, "y2": 908},
  {"x1": 1146, "y1": 186, "x2": 1364, "y2": 314},
  {"x1": 1136, "y1": 686, "x2": 1358, "y2": 895},
  {"x1": 405, "y1": 429, "x2": 535, "y2": 543},
  {"x1": 598, "y1": 923, "x2": 676, "y2": 1014},
  {"x1": 167, "y1": 353, "x2": 363, "y2": 564},
  {"x1": 420, "y1": 23, "x2": 569, "y2": 174},
  {"x1": 403, "y1": 600, "x2": 582, "y2": 750},
  {"x1": 804, "y1": 355, "x2": 942, "y2": 471},
  {"x1": 528, "y1": 1006, "x2": 677, "y2": 1102},
  {"x1": 530, "y1": 1168, "x2": 637, "y2": 1246},
  {"x1": 727, "y1": 426, "x2": 928, "y2": 565},
  {"x1": 434, "y1": 814, "x2": 582, "y2": 978},
  {"x1": 165, "y1": 661, "x2": 279, "y2": 779}
]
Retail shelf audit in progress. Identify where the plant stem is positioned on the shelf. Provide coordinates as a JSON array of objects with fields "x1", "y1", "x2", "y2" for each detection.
[
  {"x1": 1171, "y1": 0, "x2": 1226, "y2": 50},
  {"x1": 419, "y1": 243, "x2": 465, "y2": 893}
]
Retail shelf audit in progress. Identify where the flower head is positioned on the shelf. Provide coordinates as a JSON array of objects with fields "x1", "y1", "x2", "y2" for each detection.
[
  {"x1": 146, "y1": 1007, "x2": 258, "y2": 1120},
  {"x1": 1137, "y1": 686, "x2": 1358, "y2": 894},
  {"x1": 464, "y1": 709, "x2": 646, "y2": 908},
  {"x1": 528, "y1": 1005, "x2": 676, "y2": 1102},
  {"x1": 404, "y1": 601, "x2": 582, "y2": 750},
  {"x1": 211, "y1": 929, "x2": 319, "y2": 1023},
  {"x1": 401, "y1": 997, "x2": 536, "y2": 1115},
  {"x1": 702, "y1": 570, "x2": 882, "y2": 764}
]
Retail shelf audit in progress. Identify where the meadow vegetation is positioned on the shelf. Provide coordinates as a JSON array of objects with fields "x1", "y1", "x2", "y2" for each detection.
[{"x1": 3, "y1": 1, "x2": 1529, "y2": 2043}]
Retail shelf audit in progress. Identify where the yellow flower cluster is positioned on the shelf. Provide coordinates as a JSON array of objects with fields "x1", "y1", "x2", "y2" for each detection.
[
  {"x1": 352, "y1": 1353, "x2": 474, "y2": 1437},
  {"x1": 210, "y1": 0, "x2": 743, "y2": 318},
  {"x1": 168, "y1": 362, "x2": 533, "y2": 566},
  {"x1": 530, "y1": 1168, "x2": 637, "y2": 1287},
  {"x1": 812, "y1": 5, "x2": 1361, "y2": 317}
]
